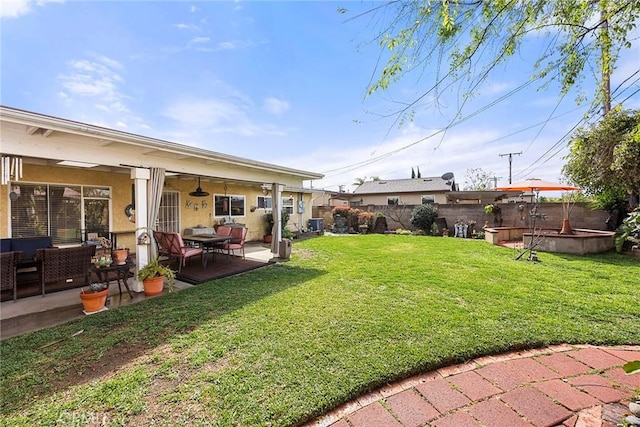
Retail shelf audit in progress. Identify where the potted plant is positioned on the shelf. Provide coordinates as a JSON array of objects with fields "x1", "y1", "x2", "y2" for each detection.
[
  {"x1": 79, "y1": 282, "x2": 108, "y2": 314},
  {"x1": 264, "y1": 212, "x2": 274, "y2": 243},
  {"x1": 137, "y1": 257, "x2": 175, "y2": 296},
  {"x1": 263, "y1": 210, "x2": 291, "y2": 243},
  {"x1": 485, "y1": 204, "x2": 503, "y2": 227}
]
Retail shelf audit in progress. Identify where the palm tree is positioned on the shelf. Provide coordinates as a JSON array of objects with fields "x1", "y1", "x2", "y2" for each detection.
[{"x1": 353, "y1": 177, "x2": 367, "y2": 186}]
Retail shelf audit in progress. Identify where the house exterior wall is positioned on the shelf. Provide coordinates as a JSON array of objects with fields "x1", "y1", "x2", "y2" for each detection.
[
  {"x1": 1, "y1": 163, "x2": 135, "y2": 246},
  {"x1": 2, "y1": 164, "x2": 316, "y2": 245},
  {"x1": 359, "y1": 192, "x2": 448, "y2": 206}
]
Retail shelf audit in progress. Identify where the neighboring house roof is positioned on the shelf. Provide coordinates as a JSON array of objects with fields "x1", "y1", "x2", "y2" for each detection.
[
  {"x1": 353, "y1": 177, "x2": 454, "y2": 194},
  {"x1": 0, "y1": 105, "x2": 324, "y2": 183}
]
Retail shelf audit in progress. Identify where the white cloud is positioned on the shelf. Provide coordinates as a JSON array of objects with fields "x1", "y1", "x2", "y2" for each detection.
[
  {"x1": 217, "y1": 41, "x2": 236, "y2": 50},
  {"x1": 158, "y1": 94, "x2": 293, "y2": 147},
  {"x1": 263, "y1": 97, "x2": 290, "y2": 115},
  {"x1": 482, "y1": 81, "x2": 513, "y2": 95},
  {"x1": 173, "y1": 22, "x2": 200, "y2": 31},
  {"x1": 279, "y1": 119, "x2": 569, "y2": 192},
  {"x1": 57, "y1": 54, "x2": 130, "y2": 117},
  {"x1": 0, "y1": 0, "x2": 63, "y2": 18},
  {"x1": 190, "y1": 36, "x2": 210, "y2": 44},
  {"x1": 163, "y1": 99, "x2": 247, "y2": 127},
  {"x1": 0, "y1": 0, "x2": 31, "y2": 17}
]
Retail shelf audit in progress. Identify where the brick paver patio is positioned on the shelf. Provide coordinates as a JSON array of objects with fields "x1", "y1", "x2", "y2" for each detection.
[{"x1": 305, "y1": 345, "x2": 640, "y2": 427}]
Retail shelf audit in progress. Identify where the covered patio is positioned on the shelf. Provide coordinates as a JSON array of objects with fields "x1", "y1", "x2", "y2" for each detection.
[
  {"x1": 0, "y1": 106, "x2": 322, "y2": 305},
  {"x1": 1, "y1": 242, "x2": 274, "y2": 340}
]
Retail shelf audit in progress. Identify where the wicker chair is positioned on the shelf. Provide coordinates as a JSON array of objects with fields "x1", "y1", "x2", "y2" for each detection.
[
  {"x1": 1, "y1": 251, "x2": 22, "y2": 302},
  {"x1": 36, "y1": 246, "x2": 95, "y2": 296}
]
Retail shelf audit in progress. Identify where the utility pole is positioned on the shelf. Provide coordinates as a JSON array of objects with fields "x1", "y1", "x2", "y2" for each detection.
[
  {"x1": 491, "y1": 176, "x2": 503, "y2": 189},
  {"x1": 499, "y1": 152, "x2": 522, "y2": 184}
]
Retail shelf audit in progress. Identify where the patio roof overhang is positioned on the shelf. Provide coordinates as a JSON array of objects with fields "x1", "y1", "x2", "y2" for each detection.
[
  {"x1": 0, "y1": 106, "x2": 323, "y2": 187},
  {"x1": 446, "y1": 191, "x2": 511, "y2": 201}
]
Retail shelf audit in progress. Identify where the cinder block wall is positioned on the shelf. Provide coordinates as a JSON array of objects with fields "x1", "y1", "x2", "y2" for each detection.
[{"x1": 313, "y1": 203, "x2": 611, "y2": 232}]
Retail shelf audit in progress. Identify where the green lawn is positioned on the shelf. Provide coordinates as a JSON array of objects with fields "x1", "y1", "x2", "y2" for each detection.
[{"x1": 1, "y1": 235, "x2": 639, "y2": 426}]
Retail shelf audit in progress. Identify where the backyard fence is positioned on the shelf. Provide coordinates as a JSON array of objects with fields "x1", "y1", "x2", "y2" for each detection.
[{"x1": 312, "y1": 202, "x2": 611, "y2": 234}]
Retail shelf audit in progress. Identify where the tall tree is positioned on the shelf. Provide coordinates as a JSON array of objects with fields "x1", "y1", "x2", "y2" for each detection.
[
  {"x1": 411, "y1": 167, "x2": 416, "y2": 178},
  {"x1": 464, "y1": 167, "x2": 496, "y2": 191},
  {"x1": 353, "y1": 177, "x2": 367, "y2": 186},
  {"x1": 563, "y1": 107, "x2": 640, "y2": 209},
  {"x1": 354, "y1": 1, "x2": 638, "y2": 119}
]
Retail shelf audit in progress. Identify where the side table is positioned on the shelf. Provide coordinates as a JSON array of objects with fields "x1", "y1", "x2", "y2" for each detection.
[{"x1": 90, "y1": 261, "x2": 135, "y2": 299}]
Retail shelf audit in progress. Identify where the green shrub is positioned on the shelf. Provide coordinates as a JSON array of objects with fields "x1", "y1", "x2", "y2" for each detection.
[
  {"x1": 615, "y1": 207, "x2": 640, "y2": 253},
  {"x1": 264, "y1": 210, "x2": 291, "y2": 235},
  {"x1": 410, "y1": 204, "x2": 439, "y2": 234}
]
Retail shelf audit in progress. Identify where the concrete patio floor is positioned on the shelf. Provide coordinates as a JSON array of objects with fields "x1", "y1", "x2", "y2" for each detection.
[{"x1": 0, "y1": 242, "x2": 275, "y2": 340}]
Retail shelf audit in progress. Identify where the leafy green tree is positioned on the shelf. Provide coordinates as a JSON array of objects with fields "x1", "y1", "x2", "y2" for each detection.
[
  {"x1": 563, "y1": 108, "x2": 640, "y2": 209},
  {"x1": 410, "y1": 204, "x2": 439, "y2": 233},
  {"x1": 352, "y1": 1, "x2": 638, "y2": 118}
]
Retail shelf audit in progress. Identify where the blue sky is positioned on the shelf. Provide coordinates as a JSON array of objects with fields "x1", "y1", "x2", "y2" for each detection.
[{"x1": 2, "y1": 1, "x2": 639, "y2": 192}]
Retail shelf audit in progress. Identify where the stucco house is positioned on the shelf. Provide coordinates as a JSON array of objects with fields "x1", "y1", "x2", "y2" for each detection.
[
  {"x1": 350, "y1": 176, "x2": 457, "y2": 206},
  {"x1": 1, "y1": 106, "x2": 323, "y2": 292}
]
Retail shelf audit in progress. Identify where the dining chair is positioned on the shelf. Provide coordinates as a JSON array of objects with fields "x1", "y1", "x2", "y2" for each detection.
[
  {"x1": 220, "y1": 227, "x2": 248, "y2": 260},
  {"x1": 154, "y1": 231, "x2": 204, "y2": 272},
  {"x1": 205, "y1": 225, "x2": 232, "y2": 259}
]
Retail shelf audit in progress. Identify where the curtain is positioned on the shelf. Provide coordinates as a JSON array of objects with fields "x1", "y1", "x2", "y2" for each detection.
[{"x1": 147, "y1": 168, "x2": 166, "y2": 258}]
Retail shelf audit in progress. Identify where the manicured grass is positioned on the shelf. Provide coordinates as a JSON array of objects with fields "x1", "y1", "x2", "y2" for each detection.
[{"x1": 1, "y1": 235, "x2": 638, "y2": 426}]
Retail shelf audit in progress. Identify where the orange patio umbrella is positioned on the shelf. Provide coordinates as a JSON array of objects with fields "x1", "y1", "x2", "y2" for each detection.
[{"x1": 495, "y1": 178, "x2": 580, "y2": 192}]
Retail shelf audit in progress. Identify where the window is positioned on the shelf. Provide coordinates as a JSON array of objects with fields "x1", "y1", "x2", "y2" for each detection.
[
  {"x1": 83, "y1": 186, "x2": 111, "y2": 239},
  {"x1": 157, "y1": 191, "x2": 180, "y2": 232},
  {"x1": 257, "y1": 196, "x2": 272, "y2": 210},
  {"x1": 282, "y1": 196, "x2": 294, "y2": 215},
  {"x1": 422, "y1": 195, "x2": 435, "y2": 204},
  {"x1": 215, "y1": 194, "x2": 245, "y2": 217},
  {"x1": 9, "y1": 183, "x2": 111, "y2": 245},
  {"x1": 387, "y1": 196, "x2": 399, "y2": 205}
]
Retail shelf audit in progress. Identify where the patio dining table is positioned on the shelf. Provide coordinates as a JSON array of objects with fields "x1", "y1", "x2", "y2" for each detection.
[{"x1": 181, "y1": 235, "x2": 233, "y2": 265}]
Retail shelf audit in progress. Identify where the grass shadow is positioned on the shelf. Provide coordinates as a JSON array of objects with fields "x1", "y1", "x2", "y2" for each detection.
[{"x1": 0, "y1": 263, "x2": 326, "y2": 414}]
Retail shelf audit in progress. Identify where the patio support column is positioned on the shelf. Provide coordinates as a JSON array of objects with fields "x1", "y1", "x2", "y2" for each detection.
[
  {"x1": 271, "y1": 183, "x2": 282, "y2": 256},
  {"x1": 131, "y1": 168, "x2": 150, "y2": 293}
]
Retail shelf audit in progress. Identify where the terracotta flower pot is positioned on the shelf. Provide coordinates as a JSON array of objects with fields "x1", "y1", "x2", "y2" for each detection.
[
  {"x1": 112, "y1": 249, "x2": 128, "y2": 265},
  {"x1": 143, "y1": 275, "x2": 165, "y2": 296},
  {"x1": 79, "y1": 288, "x2": 108, "y2": 313}
]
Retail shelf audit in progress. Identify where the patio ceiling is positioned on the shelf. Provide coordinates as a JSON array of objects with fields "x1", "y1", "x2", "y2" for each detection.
[{"x1": 1, "y1": 106, "x2": 323, "y2": 187}]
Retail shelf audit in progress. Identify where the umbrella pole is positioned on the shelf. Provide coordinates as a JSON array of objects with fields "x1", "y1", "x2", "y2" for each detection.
[{"x1": 516, "y1": 189, "x2": 542, "y2": 261}]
